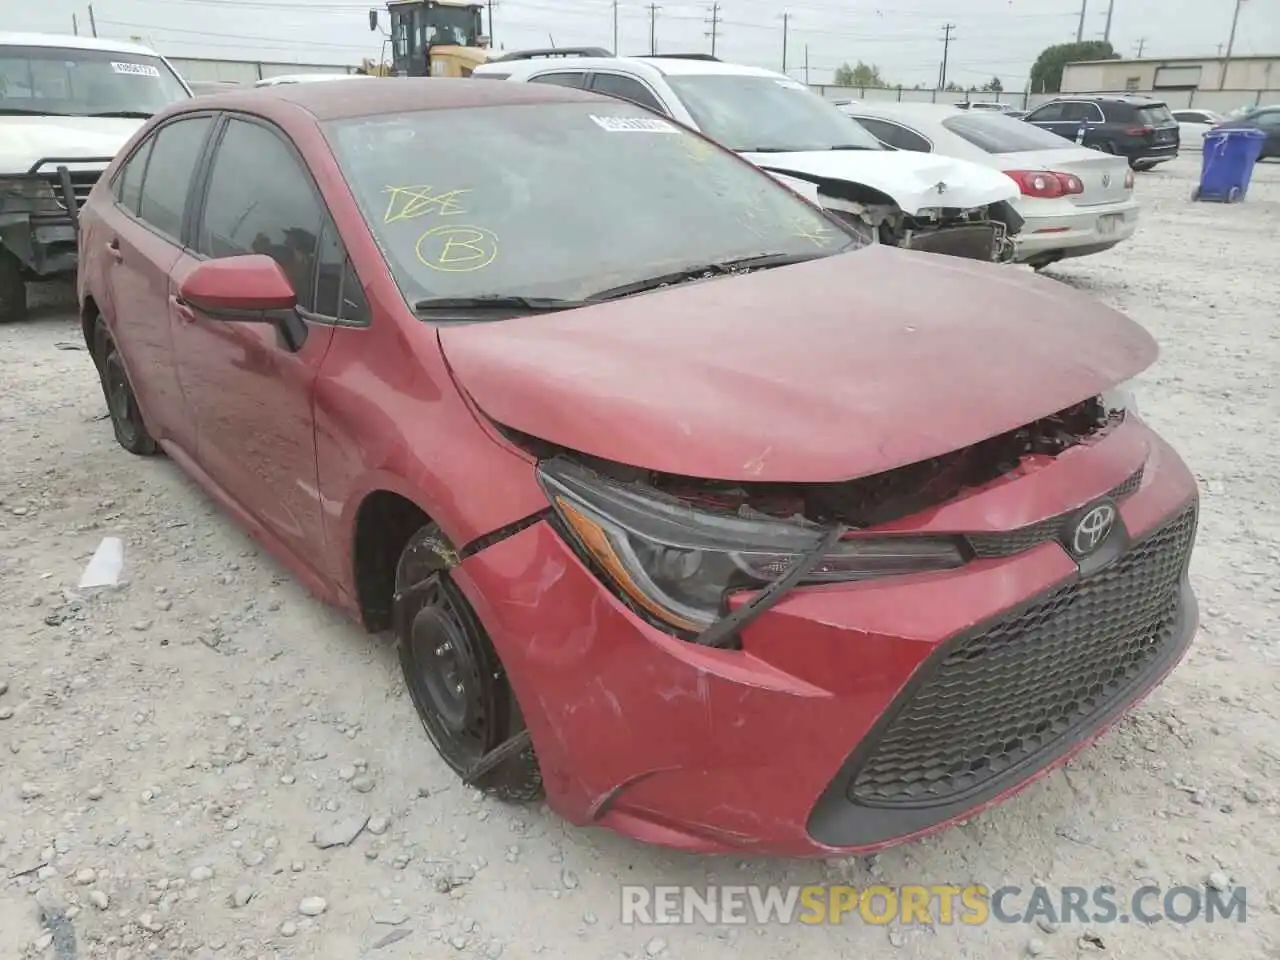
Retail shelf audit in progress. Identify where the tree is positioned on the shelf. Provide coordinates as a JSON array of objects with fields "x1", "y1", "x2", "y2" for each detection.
[
  {"x1": 982, "y1": 76, "x2": 1004, "y2": 93},
  {"x1": 1029, "y1": 40, "x2": 1117, "y2": 93},
  {"x1": 834, "y1": 60, "x2": 887, "y2": 88}
]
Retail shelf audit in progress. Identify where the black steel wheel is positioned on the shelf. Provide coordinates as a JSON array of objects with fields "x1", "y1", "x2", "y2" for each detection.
[
  {"x1": 94, "y1": 319, "x2": 158, "y2": 456},
  {"x1": 395, "y1": 525, "x2": 543, "y2": 803}
]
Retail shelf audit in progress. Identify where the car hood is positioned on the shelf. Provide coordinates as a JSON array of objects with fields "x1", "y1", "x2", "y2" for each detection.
[
  {"x1": 0, "y1": 117, "x2": 144, "y2": 175},
  {"x1": 741, "y1": 148, "x2": 1019, "y2": 213},
  {"x1": 438, "y1": 245, "x2": 1157, "y2": 484}
]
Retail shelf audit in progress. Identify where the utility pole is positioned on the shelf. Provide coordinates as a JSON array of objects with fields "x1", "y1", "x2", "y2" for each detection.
[
  {"x1": 939, "y1": 23, "x2": 954, "y2": 90},
  {"x1": 612, "y1": 0, "x2": 619, "y2": 54},
  {"x1": 486, "y1": 0, "x2": 495, "y2": 46},
  {"x1": 804, "y1": 42, "x2": 810, "y2": 85},
  {"x1": 781, "y1": 12, "x2": 789, "y2": 73},
  {"x1": 88, "y1": 4, "x2": 98, "y2": 37},
  {"x1": 1103, "y1": 0, "x2": 1114, "y2": 42},
  {"x1": 705, "y1": 2, "x2": 720, "y2": 57},
  {"x1": 1134, "y1": 36, "x2": 1146, "y2": 57},
  {"x1": 647, "y1": 3, "x2": 659, "y2": 56},
  {"x1": 72, "y1": 12, "x2": 79, "y2": 34},
  {"x1": 1221, "y1": 0, "x2": 1245, "y2": 89},
  {"x1": 1075, "y1": 0, "x2": 1087, "y2": 42}
]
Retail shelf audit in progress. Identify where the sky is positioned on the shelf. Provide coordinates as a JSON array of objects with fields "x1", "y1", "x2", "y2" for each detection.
[{"x1": 9, "y1": 0, "x2": 1280, "y2": 89}]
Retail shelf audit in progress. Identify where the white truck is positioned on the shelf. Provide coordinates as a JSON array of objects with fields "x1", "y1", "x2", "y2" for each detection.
[
  {"x1": 0, "y1": 33, "x2": 192, "y2": 322},
  {"x1": 474, "y1": 51, "x2": 1025, "y2": 262}
]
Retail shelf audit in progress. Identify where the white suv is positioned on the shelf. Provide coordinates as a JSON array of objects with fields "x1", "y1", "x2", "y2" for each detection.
[
  {"x1": 474, "y1": 51, "x2": 1023, "y2": 262},
  {"x1": 0, "y1": 32, "x2": 191, "y2": 322}
]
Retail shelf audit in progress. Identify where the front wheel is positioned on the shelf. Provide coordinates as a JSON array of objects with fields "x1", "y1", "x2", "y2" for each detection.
[
  {"x1": 394, "y1": 525, "x2": 543, "y2": 803},
  {"x1": 93, "y1": 319, "x2": 158, "y2": 456},
  {"x1": 0, "y1": 250, "x2": 27, "y2": 324}
]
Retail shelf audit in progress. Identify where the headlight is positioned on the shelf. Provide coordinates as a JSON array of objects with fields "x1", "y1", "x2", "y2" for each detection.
[
  {"x1": 1101, "y1": 379, "x2": 1139, "y2": 417},
  {"x1": 538, "y1": 458, "x2": 967, "y2": 633}
]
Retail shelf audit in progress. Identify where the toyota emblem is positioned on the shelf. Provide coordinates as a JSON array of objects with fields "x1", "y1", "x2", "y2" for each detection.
[
  {"x1": 1101, "y1": 173, "x2": 1111, "y2": 188},
  {"x1": 1071, "y1": 503, "x2": 1117, "y2": 556}
]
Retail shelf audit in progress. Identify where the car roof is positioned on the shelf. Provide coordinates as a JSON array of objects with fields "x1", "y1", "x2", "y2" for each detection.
[
  {"x1": 1043, "y1": 94, "x2": 1166, "y2": 105},
  {"x1": 0, "y1": 31, "x2": 163, "y2": 57},
  {"x1": 255, "y1": 73, "x2": 372, "y2": 85},
  {"x1": 475, "y1": 54, "x2": 785, "y2": 81},
  {"x1": 844, "y1": 101, "x2": 968, "y2": 122},
  {"x1": 187, "y1": 76, "x2": 605, "y2": 121}
]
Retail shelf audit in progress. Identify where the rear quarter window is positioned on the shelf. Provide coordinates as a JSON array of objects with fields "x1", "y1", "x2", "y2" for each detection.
[{"x1": 1135, "y1": 104, "x2": 1174, "y2": 125}]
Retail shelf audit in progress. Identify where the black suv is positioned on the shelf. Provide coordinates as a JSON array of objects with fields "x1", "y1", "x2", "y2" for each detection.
[{"x1": 1024, "y1": 96, "x2": 1179, "y2": 170}]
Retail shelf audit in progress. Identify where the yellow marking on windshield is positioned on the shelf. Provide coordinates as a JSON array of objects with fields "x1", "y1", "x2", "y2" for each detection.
[
  {"x1": 416, "y1": 224, "x2": 499, "y2": 272},
  {"x1": 383, "y1": 185, "x2": 471, "y2": 223}
]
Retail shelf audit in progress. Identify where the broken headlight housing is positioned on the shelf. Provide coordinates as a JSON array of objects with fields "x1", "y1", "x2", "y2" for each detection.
[
  {"x1": 1101, "y1": 378, "x2": 1139, "y2": 417},
  {"x1": 538, "y1": 458, "x2": 966, "y2": 633}
]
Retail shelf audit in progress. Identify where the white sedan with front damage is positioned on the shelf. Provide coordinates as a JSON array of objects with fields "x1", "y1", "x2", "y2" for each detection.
[
  {"x1": 841, "y1": 102, "x2": 1138, "y2": 270},
  {"x1": 472, "y1": 54, "x2": 1023, "y2": 262}
]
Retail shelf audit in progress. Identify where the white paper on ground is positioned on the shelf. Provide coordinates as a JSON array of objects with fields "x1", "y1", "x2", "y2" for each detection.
[{"x1": 79, "y1": 537, "x2": 124, "y2": 589}]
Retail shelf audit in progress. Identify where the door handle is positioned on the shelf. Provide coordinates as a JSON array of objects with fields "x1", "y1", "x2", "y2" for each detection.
[
  {"x1": 170, "y1": 294, "x2": 195, "y2": 323},
  {"x1": 106, "y1": 239, "x2": 123, "y2": 263}
]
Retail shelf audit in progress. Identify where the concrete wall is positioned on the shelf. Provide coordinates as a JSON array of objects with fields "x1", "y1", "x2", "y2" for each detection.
[
  {"x1": 1062, "y1": 57, "x2": 1280, "y2": 96},
  {"x1": 166, "y1": 57, "x2": 354, "y2": 84}
]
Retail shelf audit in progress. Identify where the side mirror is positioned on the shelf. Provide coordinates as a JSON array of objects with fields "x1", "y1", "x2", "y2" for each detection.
[
  {"x1": 369, "y1": 9, "x2": 379, "y2": 31},
  {"x1": 179, "y1": 254, "x2": 297, "y2": 320}
]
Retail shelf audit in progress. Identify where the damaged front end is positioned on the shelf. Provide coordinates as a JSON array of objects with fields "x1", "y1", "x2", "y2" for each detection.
[
  {"x1": 820, "y1": 193, "x2": 1022, "y2": 263},
  {"x1": 0, "y1": 158, "x2": 107, "y2": 279},
  {"x1": 511, "y1": 394, "x2": 1124, "y2": 648}
]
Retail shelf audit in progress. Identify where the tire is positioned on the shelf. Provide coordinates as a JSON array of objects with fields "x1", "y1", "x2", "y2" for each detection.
[
  {"x1": 1228, "y1": 186, "x2": 1241, "y2": 203},
  {"x1": 93, "y1": 319, "x2": 159, "y2": 456},
  {"x1": 1098, "y1": 141, "x2": 1117, "y2": 155},
  {"x1": 394, "y1": 525, "x2": 544, "y2": 803},
  {"x1": 1190, "y1": 188, "x2": 1201, "y2": 201},
  {"x1": 0, "y1": 250, "x2": 28, "y2": 324}
]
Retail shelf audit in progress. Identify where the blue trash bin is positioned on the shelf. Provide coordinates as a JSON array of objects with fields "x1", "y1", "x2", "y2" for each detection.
[{"x1": 1193, "y1": 128, "x2": 1266, "y2": 203}]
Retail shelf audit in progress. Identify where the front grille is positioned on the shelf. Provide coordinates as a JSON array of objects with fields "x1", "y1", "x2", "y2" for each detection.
[
  {"x1": 967, "y1": 464, "x2": 1144, "y2": 559},
  {"x1": 846, "y1": 501, "x2": 1196, "y2": 808},
  {"x1": 42, "y1": 171, "x2": 100, "y2": 212}
]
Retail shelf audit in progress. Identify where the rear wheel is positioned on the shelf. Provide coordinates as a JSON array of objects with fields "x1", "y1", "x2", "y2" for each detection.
[
  {"x1": 394, "y1": 525, "x2": 543, "y2": 803},
  {"x1": 0, "y1": 250, "x2": 27, "y2": 324},
  {"x1": 93, "y1": 319, "x2": 158, "y2": 456}
]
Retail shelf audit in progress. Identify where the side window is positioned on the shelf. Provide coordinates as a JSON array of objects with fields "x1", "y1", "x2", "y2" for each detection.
[
  {"x1": 136, "y1": 116, "x2": 212, "y2": 239},
  {"x1": 1087, "y1": 103, "x2": 1106, "y2": 122},
  {"x1": 1028, "y1": 102, "x2": 1064, "y2": 122},
  {"x1": 113, "y1": 137, "x2": 154, "y2": 217},
  {"x1": 313, "y1": 217, "x2": 370, "y2": 324},
  {"x1": 851, "y1": 117, "x2": 901, "y2": 148},
  {"x1": 1060, "y1": 102, "x2": 1089, "y2": 122},
  {"x1": 528, "y1": 71, "x2": 586, "y2": 88},
  {"x1": 1255, "y1": 110, "x2": 1280, "y2": 128},
  {"x1": 858, "y1": 119, "x2": 930, "y2": 152},
  {"x1": 195, "y1": 118, "x2": 324, "y2": 312},
  {"x1": 589, "y1": 73, "x2": 667, "y2": 113}
]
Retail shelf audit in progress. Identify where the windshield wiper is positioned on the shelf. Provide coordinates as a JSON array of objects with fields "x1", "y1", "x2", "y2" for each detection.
[
  {"x1": 0, "y1": 107, "x2": 71, "y2": 116},
  {"x1": 830, "y1": 144, "x2": 874, "y2": 150},
  {"x1": 85, "y1": 110, "x2": 154, "y2": 119},
  {"x1": 583, "y1": 251, "x2": 831, "y2": 301},
  {"x1": 412, "y1": 295, "x2": 588, "y2": 317}
]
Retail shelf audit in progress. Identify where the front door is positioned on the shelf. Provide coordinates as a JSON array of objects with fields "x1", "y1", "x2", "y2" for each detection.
[{"x1": 169, "y1": 115, "x2": 337, "y2": 578}]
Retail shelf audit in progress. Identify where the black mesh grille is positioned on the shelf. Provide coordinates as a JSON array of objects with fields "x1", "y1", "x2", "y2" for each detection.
[
  {"x1": 967, "y1": 465, "x2": 1145, "y2": 559},
  {"x1": 846, "y1": 501, "x2": 1195, "y2": 808}
]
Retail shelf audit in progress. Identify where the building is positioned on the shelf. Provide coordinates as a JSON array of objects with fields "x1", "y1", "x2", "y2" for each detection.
[{"x1": 1061, "y1": 55, "x2": 1280, "y2": 96}]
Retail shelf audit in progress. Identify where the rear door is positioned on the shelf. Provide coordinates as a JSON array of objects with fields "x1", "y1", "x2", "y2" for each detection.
[
  {"x1": 99, "y1": 114, "x2": 215, "y2": 451},
  {"x1": 1059, "y1": 100, "x2": 1104, "y2": 144},
  {"x1": 1025, "y1": 101, "x2": 1070, "y2": 139}
]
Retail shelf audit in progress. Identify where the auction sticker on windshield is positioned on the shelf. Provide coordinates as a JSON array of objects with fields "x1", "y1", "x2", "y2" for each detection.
[
  {"x1": 590, "y1": 115, "x2": 677, "y2": 133},
  {"x1": 111, "y1": 61, "x2": 161, "y2": 78}
]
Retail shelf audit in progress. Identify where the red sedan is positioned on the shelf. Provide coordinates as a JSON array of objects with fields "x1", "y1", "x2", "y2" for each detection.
[{"x1": 76, "y1": 79, "x2": 1199, "y2": 857}]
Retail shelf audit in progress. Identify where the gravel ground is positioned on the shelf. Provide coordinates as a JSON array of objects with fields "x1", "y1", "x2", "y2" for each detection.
[{"x1": 1, "y1": 153, "x2": 1278, "y2": 960}]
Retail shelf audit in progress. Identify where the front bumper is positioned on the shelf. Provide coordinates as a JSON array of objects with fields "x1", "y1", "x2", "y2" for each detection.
[{"x1": 454, "y1": 417, "x2": 1199, "y2": 856}]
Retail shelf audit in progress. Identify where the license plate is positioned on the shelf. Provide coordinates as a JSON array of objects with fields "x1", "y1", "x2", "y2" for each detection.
[{"x1": 1098, "y1": 214, "x2": 1122, "y2": 235}]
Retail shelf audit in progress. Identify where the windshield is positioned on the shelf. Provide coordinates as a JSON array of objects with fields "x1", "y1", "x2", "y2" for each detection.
[
  {"x1": 324, "y1": 102, "x2": 856, "y2": 306},
  {"x1": 0, "y1": 45, "x2": 189, "y2": 117},
  {"x1": 942, "y1": 112, "x2": 1078, "y2": 153},
  {"x1": 665, "y1": 74, "x2": 884, "y2": 153}
]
